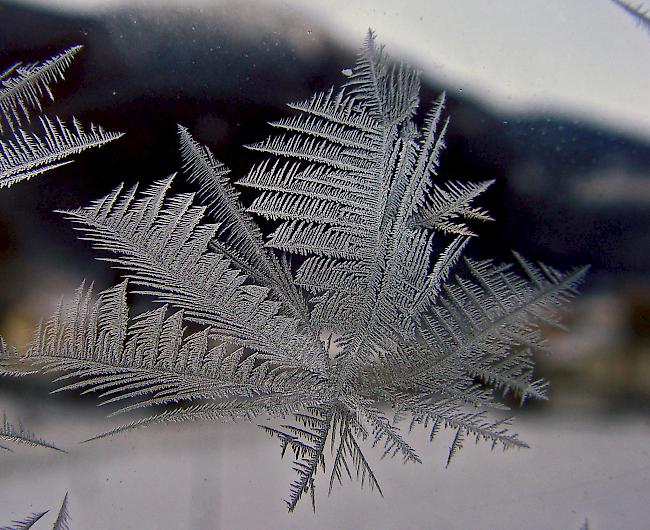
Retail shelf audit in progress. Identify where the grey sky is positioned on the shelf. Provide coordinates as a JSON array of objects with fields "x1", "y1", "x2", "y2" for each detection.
[{"x1": 14, "y1": 0, "x2": 650, "y2": 141}]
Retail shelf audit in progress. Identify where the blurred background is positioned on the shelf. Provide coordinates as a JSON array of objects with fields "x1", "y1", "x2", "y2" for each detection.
[{"x1": 0, "y1": 1, "x2": 649, "y2": 528}]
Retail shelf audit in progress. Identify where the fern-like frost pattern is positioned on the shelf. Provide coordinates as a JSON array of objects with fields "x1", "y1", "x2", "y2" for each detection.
[
  {"x1": 0, "y1": 32, "x2": 587, "y2": 512},
  {"x1": 0, "y1": 46, "x2": 122, "y2": 189}
]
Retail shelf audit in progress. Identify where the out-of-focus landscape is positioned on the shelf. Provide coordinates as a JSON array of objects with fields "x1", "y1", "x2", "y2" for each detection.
[{"x1": 0, "y1": 1, "x2": 649, "y2": 528}]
